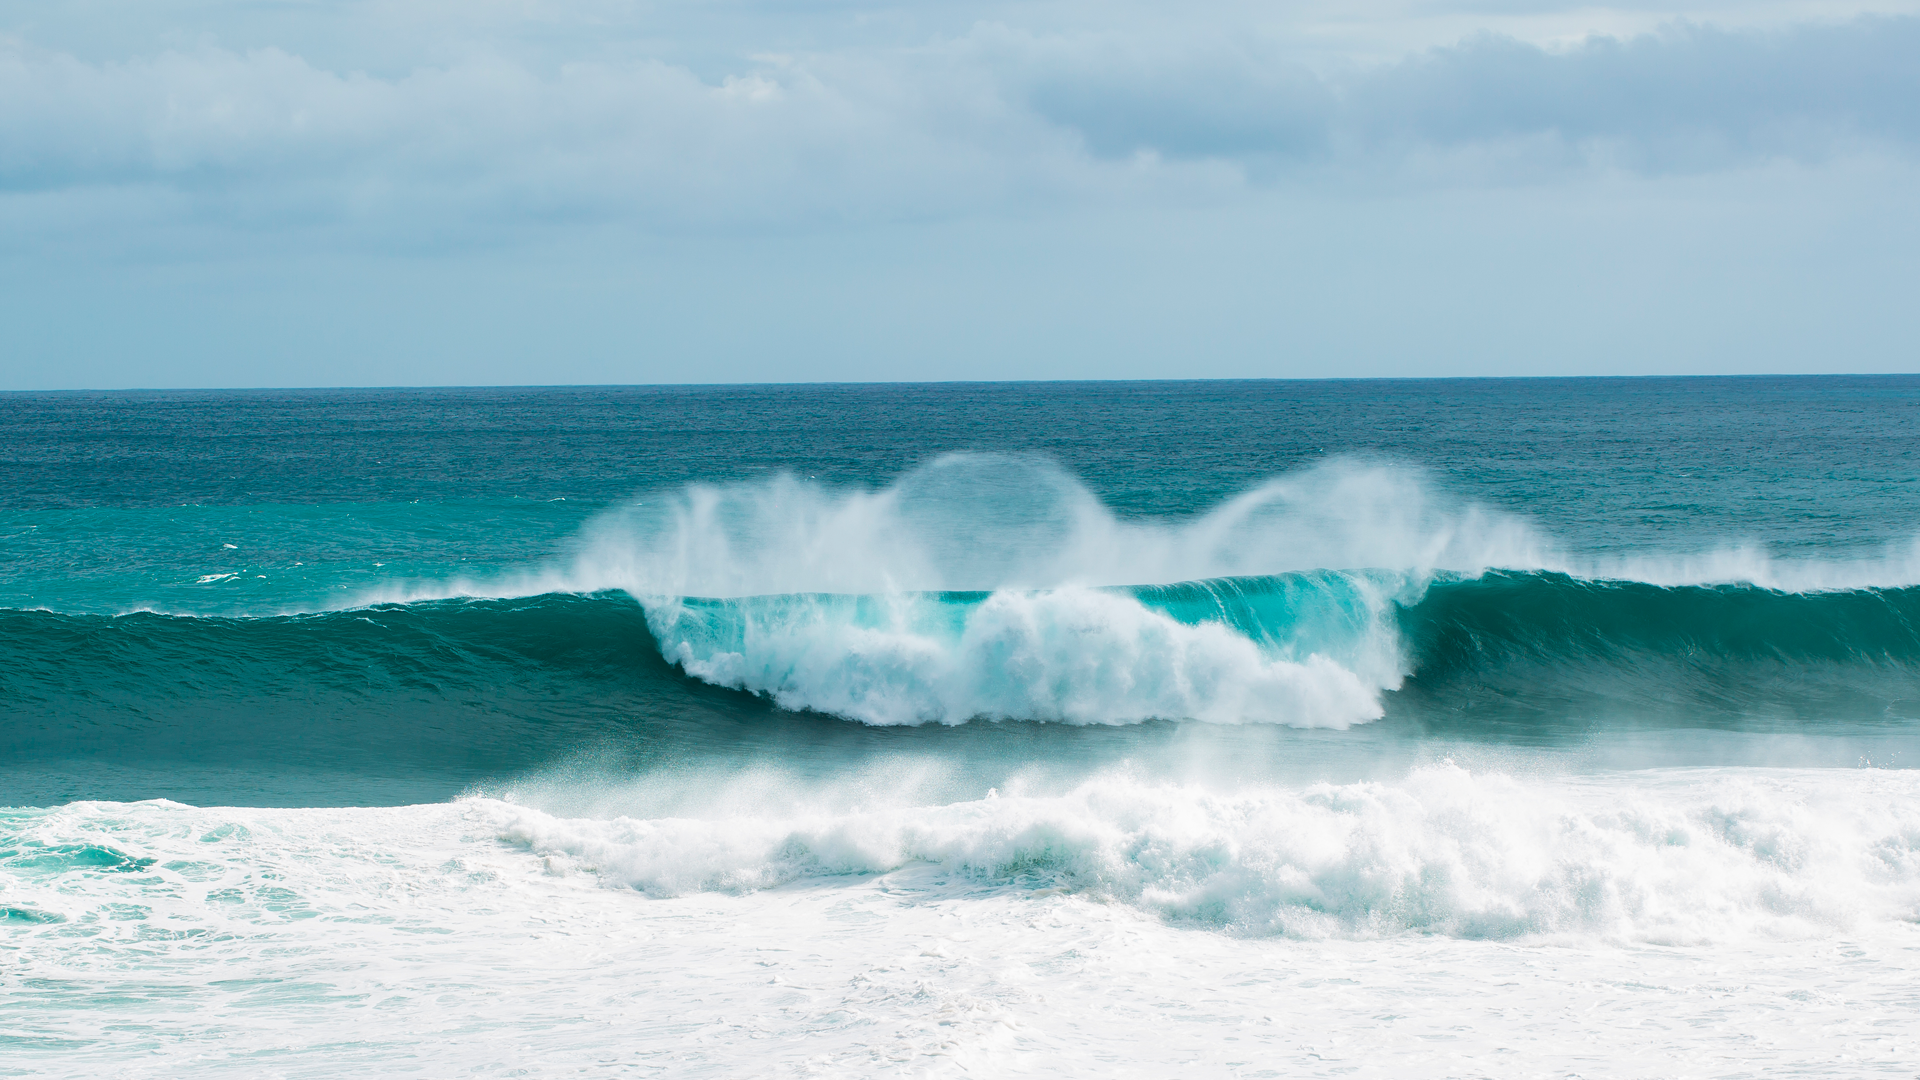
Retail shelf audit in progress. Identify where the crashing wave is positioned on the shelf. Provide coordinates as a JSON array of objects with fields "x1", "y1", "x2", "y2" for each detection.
[{"x1": 493, "y1": 763, "x2": 1920, "y2": 942}]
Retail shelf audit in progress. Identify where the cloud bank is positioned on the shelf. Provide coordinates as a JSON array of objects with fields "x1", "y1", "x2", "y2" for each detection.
[
  {"x1": 2, "y1": 1, "x2": 1916, "y2": 386},
  {"x1": 2, "y1": 10, "x2": 1915, "y2": 235}
]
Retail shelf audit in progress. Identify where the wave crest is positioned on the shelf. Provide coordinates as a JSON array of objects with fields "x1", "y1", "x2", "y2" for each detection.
[{"x1": 344, "y1": 455, "x2": 1920, "y2": 625}]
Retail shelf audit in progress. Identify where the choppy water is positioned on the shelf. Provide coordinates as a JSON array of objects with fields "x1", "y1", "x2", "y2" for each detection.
[{"x1": 5, "y1": 378, "x2": 1920, "y2": 1077}]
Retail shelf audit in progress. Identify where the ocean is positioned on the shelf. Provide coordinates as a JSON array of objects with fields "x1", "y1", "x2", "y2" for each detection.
[{"x1": 4, "y1": 377, "x2": 1919, "y2": 1077}]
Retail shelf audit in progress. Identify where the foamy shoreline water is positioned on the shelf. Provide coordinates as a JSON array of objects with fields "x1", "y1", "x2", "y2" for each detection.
[{"x1": 6, "y1": 766, "x2": 1919, "y2": 1077}]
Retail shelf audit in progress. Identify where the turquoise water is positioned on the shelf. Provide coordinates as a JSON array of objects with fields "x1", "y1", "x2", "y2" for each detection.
[
  {"x1": 5, "y1": 378, "x2": 1920, "y2": 806},
  {"x1": 7, "y1": 379, "x2": 1920, "y2": 1077}
]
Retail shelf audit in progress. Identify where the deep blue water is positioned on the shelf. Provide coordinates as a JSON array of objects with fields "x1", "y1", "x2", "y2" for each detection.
[{"x1": 5, "y1": 377, "x2": 1920, "y2": 807}]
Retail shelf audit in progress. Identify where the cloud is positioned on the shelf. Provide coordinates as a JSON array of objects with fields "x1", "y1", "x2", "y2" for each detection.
[
  {"x1": 991, "y1": 16, "x2": 1920, "y2": 170},
  {"x1": 0, "y1": 43, "x2": 1057, "y2": 229},
  {"x1": 0, "y1": 11, "x2": 1914, "y2": 241},
  {"x1": 1345, "y1": 18, "x2": 1920, "y2": 168}
]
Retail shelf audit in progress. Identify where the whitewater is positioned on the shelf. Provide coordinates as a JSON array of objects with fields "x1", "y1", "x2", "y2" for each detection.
[{"x1": 4, "y1": 379, "x2": 1920, "y2": 1077}]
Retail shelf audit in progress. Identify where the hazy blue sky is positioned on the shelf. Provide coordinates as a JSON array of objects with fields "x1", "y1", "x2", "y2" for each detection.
[{"x1": 3, "y1": 0, "x2": 1916, "y2": 387}]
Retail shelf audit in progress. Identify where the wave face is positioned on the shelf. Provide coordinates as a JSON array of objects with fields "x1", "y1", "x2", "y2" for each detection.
[
  {"x1": 7, "y1": 570, "x2": 1920, "y2": 797},
  {"x1": 0, "y1": 595, "x2": 693, "y2": 800},
  {"x1": 1398, "y1": 571, "x2": 1920, "y2": 731}
]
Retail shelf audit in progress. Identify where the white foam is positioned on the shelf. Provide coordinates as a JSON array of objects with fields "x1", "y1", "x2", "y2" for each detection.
[
  {"x1": 496, "y1": 764, "x2": 1920, "y2": 944},
  {"x1": 649, "y1": 584, "x2": 1400, "y2": 726},
  {"x1": 1584, "y1": 536, "x2": 1920, "y2": 592},
  {"x1": 8, "y1": 768, "x2": 1920, "y2": 1077}
]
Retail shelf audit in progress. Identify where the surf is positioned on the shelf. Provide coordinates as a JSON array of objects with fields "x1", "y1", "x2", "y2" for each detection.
[
  {"x1": 6, "y1": 569, "x2": 1920, "y2": 746},
  {"x1": 9, "y1": 456, "x2": 1920, "y2": 812}
]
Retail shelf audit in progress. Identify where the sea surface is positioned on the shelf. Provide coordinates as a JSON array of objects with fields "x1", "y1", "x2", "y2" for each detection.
[{"x1": 4, "y1": 378, "x2": 1920, "y2": 1077}]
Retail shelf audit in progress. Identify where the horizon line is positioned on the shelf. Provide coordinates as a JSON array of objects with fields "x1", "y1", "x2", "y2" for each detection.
[{"x1": 5, "y1": 372, "x2": 1916, "y2": 395}]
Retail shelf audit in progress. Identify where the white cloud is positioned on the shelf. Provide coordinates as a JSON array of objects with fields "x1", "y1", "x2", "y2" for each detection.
[
  {"x1": 2, "y1": 6, "x2": 1914, "y2": 244},
  {"x1": 2, "y1": 0, "x2": 1917, "y2": 388},
  {"x1": 0, "y1": 39, "x2": 1100, "y2": 238}
]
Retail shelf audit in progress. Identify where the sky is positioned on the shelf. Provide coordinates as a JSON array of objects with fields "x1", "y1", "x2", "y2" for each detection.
[{"x1": 2, "y1": 0, "x2": 1916, "y2": 388}]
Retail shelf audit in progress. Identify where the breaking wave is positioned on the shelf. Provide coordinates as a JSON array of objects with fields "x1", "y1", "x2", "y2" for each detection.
[
  {"x1": 493, "y1": 764, "x2": 1920, "y2": 942},
  {"x1": 7, "y1": 570, "x2": 1920, "y2": 759}
]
